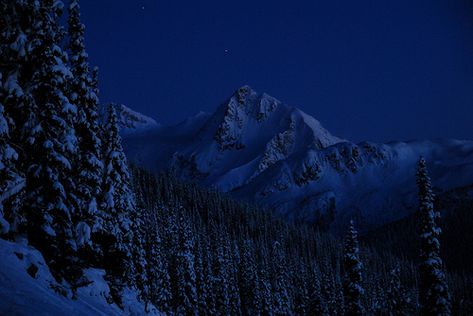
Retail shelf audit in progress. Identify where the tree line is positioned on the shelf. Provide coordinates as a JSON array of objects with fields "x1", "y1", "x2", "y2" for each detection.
[{"x1": 128, "y1": 160, "x2": 455, "y2": 315}]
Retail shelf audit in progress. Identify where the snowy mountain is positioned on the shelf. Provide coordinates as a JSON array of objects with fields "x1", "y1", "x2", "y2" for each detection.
[
  {"x1": 122, "y1": 86, "x2": 473, "y2": 231},
  {"x1": 108, "y1": 103, "x2": 160, "y2": 136}
]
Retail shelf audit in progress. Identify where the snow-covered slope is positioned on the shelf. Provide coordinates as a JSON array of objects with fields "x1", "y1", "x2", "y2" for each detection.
[
  {"x1": 0, "y1": 238, "x2": 160, "y2": 315},
  {"x1": 123, "y1": 86, "x2": 473, "y2": 231},
  {"x1": 110, "y1": 103, "x2": 160, "y2": 136}
]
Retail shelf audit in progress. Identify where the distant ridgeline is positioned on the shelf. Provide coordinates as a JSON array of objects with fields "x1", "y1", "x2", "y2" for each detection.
[{"x1": 0, "y1": 0, "x2": 470, "y2": 315}]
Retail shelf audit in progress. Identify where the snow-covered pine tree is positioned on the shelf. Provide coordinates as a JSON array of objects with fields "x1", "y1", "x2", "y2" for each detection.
[
  {"x1": 130, "y1": 206, "x2": 148, "y2": 302},
  {"x1": 239, "y1": 239, "x2": 261, "y2": 315},
  {"x1": 128, "y1": 169, "x2": 153, "y2": 304},
  {"x1": 204, "y1": 234, "x2": 218, "y2": 315},
  {"x1": 322, "y1": 269, "x2": 340, "y2": 315},
  {"x1": 293, "y1": 263, "x2": 309, "y2": 315},
  {"x1": 369, "y1": 282, "x2": 387, "y2": 314},
  {"x1": 271, "y1": 241, "x2": 292, "y2": 315},
  {"x1": 334, "y1": 262, "x2": 346, "y2": 315},
  {"x1": 386, "y1": 267, "x2": 411, "y2": 316},
  {"x1": 195, "y1": 233, "x2": 208, "y2": 315},
  {"x1": 23, "y1": 0, "x2": 83, "y2": 284},
  {"x1": 343, "y1": 220, "x2": 364, "y2": 315},
  {"x1": 307, "y1": 266, "x2": 326, "y2": 315},
  {"x1": 0, "y1": 0, "x2": 39, "y2": 236},
  {"x1": 172, "y1": 207, "x2": 197, "y2": 315},
  {"x1": 228, "y1": 240, "x2": 242, "y2": 315},
  {"x1": 101, "y1": 104, "x2": 136, "y2": 305},
  {"x1": 259, "y1": 256, "x2": 274, "y2": 316},
  {"x1": 0, "y1": 3, "x2": 22, "y2": 234},
  {"x1": 213, "y1": 229, "x2": 231, "y2": 315},
  {"x1": 0, "y1": 76, "x2": 23, "y2": 235},
  {"x1": 67, "y1": 0, "x2": 103, "y2": 253},
  {"x1": 416, "y1": 157, "x2": 451, "y2": 315},
  {"x1": 146, "y1": 206, "x2": 171, "y2": 313}
]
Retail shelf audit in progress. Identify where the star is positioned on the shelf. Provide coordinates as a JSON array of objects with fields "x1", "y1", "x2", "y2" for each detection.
[
  {"x1": 224, "y1": 49, "x2": 229, "y2": 53},
  {"x1": 141, "y1": 5, "x2": 145, "y2": 10}
]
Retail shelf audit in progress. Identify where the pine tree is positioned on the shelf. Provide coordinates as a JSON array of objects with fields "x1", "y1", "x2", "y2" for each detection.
[
  {"x1": 0, "y1": 2, "x2": 23, "y2": 235},
  {"x1": 23, "y1": 0, "x2": 82, "y2": 284},
  {"x1": 146, "y1": 206, "x2": 171, "y2": 313},
  {"x1": 101, "y1": 104, "x2": 136, "y2": 305},
  {"x1": 343, "y1": 220, "x2": 364, "y2": 315},
  {"x1": 239, "y1": 239, "x2": 261, "y2": 315},
  {"x1": 213, "y1": 229, "x2": 231, "y2": 315},
  {"x1": 0, "y1": 0, "x2": 40, "y2": 236},
  {"x1": 307, "y1": 267, "x2": 326, "y2": 315},
  {"x1": 322, "y1": 269, "x2": 340, "y2": 315},
  {"x1": 172, "y1": 208, "x2": 197, "y2": 315},
  {"x1": 271, "y1": 241, "x2": 292, "y2": 315},
  {"x1": 0, "y1": 76, "x2": 23, "y2": 235},
  {"x1": 416, "y1": 157, "x2": 451, "y2": 315},
  {"x1": 293, "y1": 263, "x2": 309, "y2": 315},
  {"x1": 228, "y1": 239, "x2": 242, "y2": 315},
  {"x1": 195, "y1": 233, "x2": 208, "y2": 315},
  {"x1": 259, "y1": 260, "x2": 274, "y2": 316},
  {"x1": 386, "y1": 267, "x2": 411, "y2": 316},
  {"x1": 370, "y1": 282, "x2": 387, "y2": 315},
  {"x1": 130, "y1": 206, "x2": 148, "y2": 301},
  {"x1": 67, "y1": 0, "x2": 103, "y2": 253},
  {"x1": 204, "y1": 235, "x2": 218, "y2": 315}
]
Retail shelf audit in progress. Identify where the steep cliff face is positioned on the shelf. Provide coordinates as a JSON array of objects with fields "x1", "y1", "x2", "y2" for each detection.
[{"x1": 122, "y1": 86, "x2": 473, "y2": 231}]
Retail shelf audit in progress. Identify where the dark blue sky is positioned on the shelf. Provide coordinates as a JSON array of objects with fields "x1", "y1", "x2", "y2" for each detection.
[{"x1": 81, "y1": 0, "x2": 473, "y2": 142}]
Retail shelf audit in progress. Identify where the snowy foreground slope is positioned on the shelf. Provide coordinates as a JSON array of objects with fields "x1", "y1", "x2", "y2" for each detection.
[
  {"x1": 0, "y1": 239, "x2": 160, "y2": 316},
  {"x1": 123, "y1": 86, "x2": 473, "y2": 231}
]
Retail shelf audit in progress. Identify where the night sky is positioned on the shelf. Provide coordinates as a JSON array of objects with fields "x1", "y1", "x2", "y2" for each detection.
[{"x1": 81, "y1": 0, "x2": 473, "y2": 142}]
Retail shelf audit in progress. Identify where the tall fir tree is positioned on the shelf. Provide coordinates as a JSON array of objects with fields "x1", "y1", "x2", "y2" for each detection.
[
  {"x1": 259, "y1": 255, "x2": 274, "y2": 316},
  {"x1": 293, "y1": 263, "x2": 309, "y2": 315},
  {"x1": 195, "y1": 233, "x2": 209, "y2": 315},
  {"x1": 239, "y1": 239, "x2": 261, "y2": 315},
  {"x1": 416, "y1": 157, "x2": 451, "y2": 315},
  {"x1": 146, "y1": 206, "x2": 171, "y2": 313},
  {"x1": 67, "y1": 0, "x2": 103, "y2": 253},
  {"x1": 171, "y1": 207, "x2": 197, "y2": 315},
  {"x1": 0, "y1": 75, "x2": 23, "y2": 234},
  {"x1": 228, "y1": 239, "x2": 242, "y2": 315},
  {"x1": 102, "y1": 104, "x2": 136, "y2": 305},
  {"x1": 23, "y1": 0, "x2": 82, "y2": 284},
  {"x1": 0, "y1": 0, "x2": 38, "y2": 139},
  {"x1": 130, "y1": 206, "x2": 148, "y2": 302},
  {"x1": 213, "y1": 229, "x2": 231, "y2": 315},
  {"x1": 307, "y1": 267, "x2": 326, "y2": 315},
  {"x1": 0, "y1": 0, "x2": 40, "y2": 236},
  {"x1": 343, "y1": 220, "x2": 364, "y2": 316},
  {"x1": 386, "y1": 267, "x2": 411, "y2": 316},
  {"x1": 271, "y1": 241, "x2": 292, "y2": 315},
  {"x1": 204, "y1": 234, "x2": 218, "y2": 315},
  {"x1": 322, "y1": 269, "x2": 340, "y2": 315}
]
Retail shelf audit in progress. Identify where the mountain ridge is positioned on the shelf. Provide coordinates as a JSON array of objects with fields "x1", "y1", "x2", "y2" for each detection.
[{"x1": 121, "y1": 86, "x2": 473, "y2": 231}]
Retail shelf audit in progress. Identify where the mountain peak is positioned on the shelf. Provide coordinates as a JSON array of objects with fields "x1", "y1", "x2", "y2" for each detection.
[
  {"x1": 122, "y1": 88, "x2": 473, "y2": 231},
  {"x1": 212, "y1": 86, "x2": 341, "y2": 151},
  {"x1": 111, "y1": 103, "x2": 160, "y2": 136}
]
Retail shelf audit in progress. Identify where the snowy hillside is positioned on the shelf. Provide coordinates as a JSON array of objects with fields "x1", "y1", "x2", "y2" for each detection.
[
  {"x1": 0, "y1": 239, "x2": 160, "y2": 316},
  {"x1": 122, "y1": 86, "x2": 473, "y2": 230}
]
